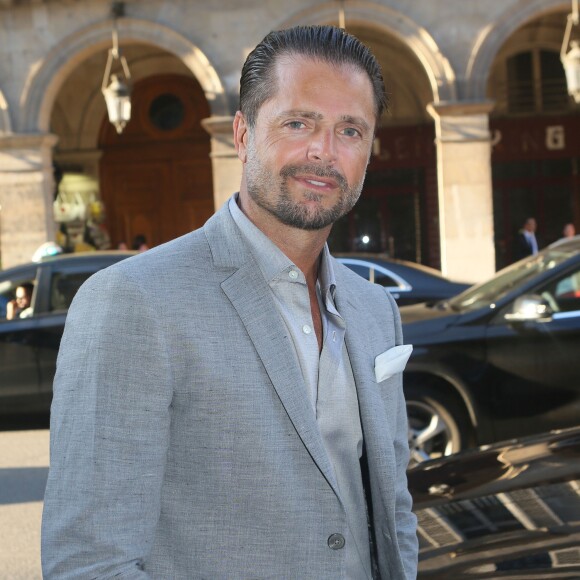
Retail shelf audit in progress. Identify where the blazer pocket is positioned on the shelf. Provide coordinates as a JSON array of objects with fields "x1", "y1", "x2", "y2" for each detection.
[{"x1": 374, "y1": 344, "x2": 413, "y2": 382}]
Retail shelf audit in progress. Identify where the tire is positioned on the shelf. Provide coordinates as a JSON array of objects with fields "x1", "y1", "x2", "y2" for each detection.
[{"x1": 404, "y1": 383, "x2": 471, "y2": 464}]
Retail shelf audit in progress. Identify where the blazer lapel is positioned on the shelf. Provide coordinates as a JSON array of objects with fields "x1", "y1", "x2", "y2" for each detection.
[
  {"x1": 334, "y1": 280, "x2": 399, "y2": 511},
  {"x1": 204, "y1": 204, "x2": 340, "y2": 494}
]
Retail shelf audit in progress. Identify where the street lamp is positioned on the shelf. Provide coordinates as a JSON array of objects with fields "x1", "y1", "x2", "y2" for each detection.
[
  {"x1": 561, "y1": 0, "x2": 580, "y2": 104},
  {"x1": 102, "y1": 2, "x2": 132, "y2": 133}
]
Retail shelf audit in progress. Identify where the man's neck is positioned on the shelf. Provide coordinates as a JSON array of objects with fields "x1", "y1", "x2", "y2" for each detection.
[{"x1": 237, "y1": 194, "x2": 329, "y2": 285}]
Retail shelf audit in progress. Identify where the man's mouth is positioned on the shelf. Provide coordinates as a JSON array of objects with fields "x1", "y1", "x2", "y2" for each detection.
[
  {"x1": 281, "y1": 164, "x2": 347, "y2": 191},
  {"x1": 298, "y1": 175, "x2": 339, "y2": 190}
]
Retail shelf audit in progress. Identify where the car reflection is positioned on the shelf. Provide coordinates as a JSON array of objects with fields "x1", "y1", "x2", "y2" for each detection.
[{"x1": 410, "y1": 427, "x2": 580, "y2": 578}]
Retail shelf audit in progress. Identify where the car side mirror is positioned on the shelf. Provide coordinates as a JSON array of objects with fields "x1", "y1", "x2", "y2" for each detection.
[{"x1": 505, "y1": 294, "x2": 553, "y2": 323}]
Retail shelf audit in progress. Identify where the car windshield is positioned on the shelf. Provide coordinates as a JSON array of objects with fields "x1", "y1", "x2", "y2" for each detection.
[{"x1": 446, "y1": 246, "x2": 577, "y2": 312}]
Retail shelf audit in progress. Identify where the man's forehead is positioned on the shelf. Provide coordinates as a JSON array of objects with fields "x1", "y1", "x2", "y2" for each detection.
[
  {"x1": 274, "y1": 52, "x2": 363, "y2": 77},
  {"x1": 264, "y1": 54, "x2": 375, "y2": 117}
]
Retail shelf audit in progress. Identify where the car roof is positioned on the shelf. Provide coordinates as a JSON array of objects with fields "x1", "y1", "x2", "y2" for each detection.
[
  {"x1": 548, "y1": 234, "x2": 580, "y2": 250},
  {"x1": 334, "y1": 253, "x2": 470, "y2": 286},
  {"x1": 40, "y1": 250, "x2": 137, "y2": 262},
  {"x1": 335, "y1": 252, "x2": 447, "y2": 277},
  {"x1": 0, "y1": 251, "x2": 137, "y2": 276}
]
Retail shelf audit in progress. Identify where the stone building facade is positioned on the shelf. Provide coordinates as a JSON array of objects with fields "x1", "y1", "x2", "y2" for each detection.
[{"x1": 0, "y1": 0, "x2": 578, "y2": 281}]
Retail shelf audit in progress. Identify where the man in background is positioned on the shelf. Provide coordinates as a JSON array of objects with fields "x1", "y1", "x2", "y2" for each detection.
[
  {"x1": 562, "y1": 223, "x2": 576, "y2": 239},
  {"x1": 515, "y1": 217, "x2": 539, "y2": 261}
]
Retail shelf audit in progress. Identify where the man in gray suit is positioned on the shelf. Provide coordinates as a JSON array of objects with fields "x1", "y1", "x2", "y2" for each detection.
[{"x1": 42, "y1": 25, "x2": 418, "y2": 579}]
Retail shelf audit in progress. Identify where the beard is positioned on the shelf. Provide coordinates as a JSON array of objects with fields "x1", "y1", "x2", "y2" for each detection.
[{"x1": 244, "y1": 140, "x2": 365, "y2": 231}]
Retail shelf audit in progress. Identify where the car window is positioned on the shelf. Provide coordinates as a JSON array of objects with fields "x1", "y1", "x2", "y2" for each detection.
[
  {"x1": 371, "y1": 268, "x2": 398, "y2": 287},
  {"x1": 0, "y1": 277, "x2": 37, "y2": 321},
  {"x1": 50, "y1": 271, "x2": 94, "y2": 312},
  {"x1": 341, "y1": 262, "x2": 399, "y2": 287},
  {"x1": 538, "y1": 267, "x2": 580, "y2": 313},
  {"x1": 448, "y1": 247, "x2": 577, "y2": 312},
  {"x1": 344, "y1": 263, "x2": 371, "y2": 281}
]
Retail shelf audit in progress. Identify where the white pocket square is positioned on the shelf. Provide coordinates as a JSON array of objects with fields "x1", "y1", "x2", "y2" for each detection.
[{"x1": 374, "y1": 345, "x2": 413, "y2": 382}]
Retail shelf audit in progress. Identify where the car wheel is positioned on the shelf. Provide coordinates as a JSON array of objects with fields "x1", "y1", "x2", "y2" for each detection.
[{"x1": 405, "y1": 385, "x2": 468, "y2": 464}]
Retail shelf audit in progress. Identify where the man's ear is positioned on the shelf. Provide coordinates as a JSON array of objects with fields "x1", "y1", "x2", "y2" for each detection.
[{"x1": 233, "y1": 111, "x2": 248, "y2": 163}]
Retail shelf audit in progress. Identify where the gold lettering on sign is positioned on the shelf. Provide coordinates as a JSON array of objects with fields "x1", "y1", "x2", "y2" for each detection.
[
  {"x1": 546, "y1": 126, "x2": 565, "y2": 150},
  {"x1": 521, "y1": 132, "x2": 540, "y2": 153}
]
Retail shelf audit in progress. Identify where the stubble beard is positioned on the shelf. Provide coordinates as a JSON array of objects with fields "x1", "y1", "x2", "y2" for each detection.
[{"x1": 245, "y1": 140, "x2": 365, "y2": 231}]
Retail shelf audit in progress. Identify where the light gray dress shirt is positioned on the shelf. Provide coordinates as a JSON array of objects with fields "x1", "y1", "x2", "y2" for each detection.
[
  {"x1": 524, "y1": 230, "x2": 539, "y2": 254},
  {"x1": 229, "y1": 196, "x2": 372, "y2": 579}
]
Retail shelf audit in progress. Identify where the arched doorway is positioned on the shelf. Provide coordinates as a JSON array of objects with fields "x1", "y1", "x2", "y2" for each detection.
[
  {"x1": 487, "y1": 10, "x2": 580, "y2": 269},
  {"x1": 326, "y1": 25, "x2": 438, "y2": 267},
  {"x1": 99, "y1": 73, "x2": 214, "y2": 248}
]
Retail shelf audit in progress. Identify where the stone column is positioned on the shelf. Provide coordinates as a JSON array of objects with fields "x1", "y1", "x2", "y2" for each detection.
[
  {"x1": 201, "y1": 116, "x2": 241, "y2": 211},
  {"x1": 427, "y1": 101, "x2": 496, "y2": 283},
  {"x1": 0, "y1": 133, "x2": 59, "y2": 269}
]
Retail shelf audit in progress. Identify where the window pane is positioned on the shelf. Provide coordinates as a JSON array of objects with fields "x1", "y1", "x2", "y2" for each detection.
[
  {"x1": 372, "y1": 270, "x2": 398, "y2": 287},
  {"x1": 540, "y1": 267, "x2": 580, "y2": 312},
  {"x1": 540, "y1": 51, "x2": 569, "y2": 111},
  {"x1": 0, "y1": 279, "x2": 36, "y2": 320},
  {"x1": 343, "y1": 264, "x2": 371, "y2": 281},
  {"x1": 507, "y1": 52, "x2": 535, "y2": 113},
  {"x1": 50, "y1": 272, "x2": 93, "y2": 311}
]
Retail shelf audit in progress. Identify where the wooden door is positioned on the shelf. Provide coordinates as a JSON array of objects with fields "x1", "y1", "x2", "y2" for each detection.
[{"x1": 99, "y1": 74, "x2": 214, "y2": 248}]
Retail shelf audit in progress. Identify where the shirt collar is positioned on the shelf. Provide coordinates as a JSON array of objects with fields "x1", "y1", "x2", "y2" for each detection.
[{"x1": 228, "y1": 194, "x2": 337, "y2": 298}]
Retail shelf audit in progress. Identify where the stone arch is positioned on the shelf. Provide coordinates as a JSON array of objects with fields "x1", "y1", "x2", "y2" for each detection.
[
  {"x1": 279, "y1": 1, "x2": 457, "y2": 102},
  {"x1": 466, "y1": 0, "x2": 570, "y2": 99},
  {"x1": 21, "y1": 17, "x2": 227, "y2": 133}
]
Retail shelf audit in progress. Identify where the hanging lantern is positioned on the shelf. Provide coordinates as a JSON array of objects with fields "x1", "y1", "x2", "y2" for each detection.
[
  {"x1": 561, "y1": 0, "x2": 580, "y2": 103},
  {"x1": 101, "y1": 3, "x2": 132, "y2": 133}
]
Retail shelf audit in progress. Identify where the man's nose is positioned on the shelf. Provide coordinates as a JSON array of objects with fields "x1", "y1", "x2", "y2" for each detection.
[{"x1": 307, "y1": 129, "x2": 337, "y2": 164}]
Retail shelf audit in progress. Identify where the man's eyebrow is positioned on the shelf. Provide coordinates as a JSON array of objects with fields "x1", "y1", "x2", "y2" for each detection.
[
  {"x1": 277, "y1": 110, "x2": 372, "y2": 132},
  {"x1": 340, "y1": 115, "x2": 372, "y2": 133},
  {"x1": 277, "y1": 110, "x2": 322, "y2": 120}
]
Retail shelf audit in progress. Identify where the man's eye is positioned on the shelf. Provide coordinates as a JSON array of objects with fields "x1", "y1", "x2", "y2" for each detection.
[
  {"x1": 342, "y1": 127, "x2": 361, "y2": 137},
  {"x1": 286, "y1": 121, "x2": 305, "y2": 129}
]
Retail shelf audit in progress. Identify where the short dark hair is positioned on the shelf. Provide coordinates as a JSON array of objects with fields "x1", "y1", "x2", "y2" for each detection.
[
  {"x1": 239, "y1": 25, "x2": 387, "y2": 127},
  {"x1": 18, "y1": 283, "x2": 34, "y2": 296}
]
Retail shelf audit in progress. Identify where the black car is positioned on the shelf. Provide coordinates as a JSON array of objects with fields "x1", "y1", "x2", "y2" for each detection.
[
  {"x1": 410, "y1": 426, "x2": 580, "y2": 578},
  {"x1": 0, "y1": 251, "x2": 135, "y2": 414},
  {"x1": 336, "y1": 254, "x2": 470, "y2": 306},
  {"x1": 401, "y1": 236, "x2": 580, "y2": 462}
]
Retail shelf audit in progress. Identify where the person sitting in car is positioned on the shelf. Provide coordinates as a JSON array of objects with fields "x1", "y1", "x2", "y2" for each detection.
[{"x1": 6, "y1": 283, "x2": 34, "y2": 320}]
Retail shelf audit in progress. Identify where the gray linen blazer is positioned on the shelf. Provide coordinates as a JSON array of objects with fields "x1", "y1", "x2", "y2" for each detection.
[{"x1": 41, "y1": 201, "x2": 418, "y2": 579}]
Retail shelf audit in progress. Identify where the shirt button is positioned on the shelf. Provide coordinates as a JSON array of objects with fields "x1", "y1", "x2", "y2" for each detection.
[
  {"x1": 302, "y1": 324, "x2": 312, "y2": 335},
  {"x1": 288, "y1": 270, "x2": 298, "y2": 279},
  {"x1": 328, "y1": 533, "x2": 345, "y2": 550}
]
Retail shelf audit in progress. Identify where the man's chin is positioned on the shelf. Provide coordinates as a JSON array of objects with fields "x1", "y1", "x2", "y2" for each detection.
[{"x1": 278, "y1": 209, "x2": 338, "y2": 231}]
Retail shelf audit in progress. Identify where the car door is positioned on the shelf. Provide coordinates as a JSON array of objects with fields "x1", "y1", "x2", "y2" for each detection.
[
  {"x1": 0, "y1": 265, "x2": 42, "y2": 413},
  {"x1": 37, "y1": 262, "x2": 95, "y2": 396},
  {"x1": 485, "y1": 262, "x2": 580, "y2": 441},
  {"x1": 35, "y1": 257, "x2": 120, "y2": 396}
]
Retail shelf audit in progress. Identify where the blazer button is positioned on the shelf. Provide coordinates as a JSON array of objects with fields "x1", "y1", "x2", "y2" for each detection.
[{"x1": 328, "y1": 533, "x2": 345, "y2": 550}]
